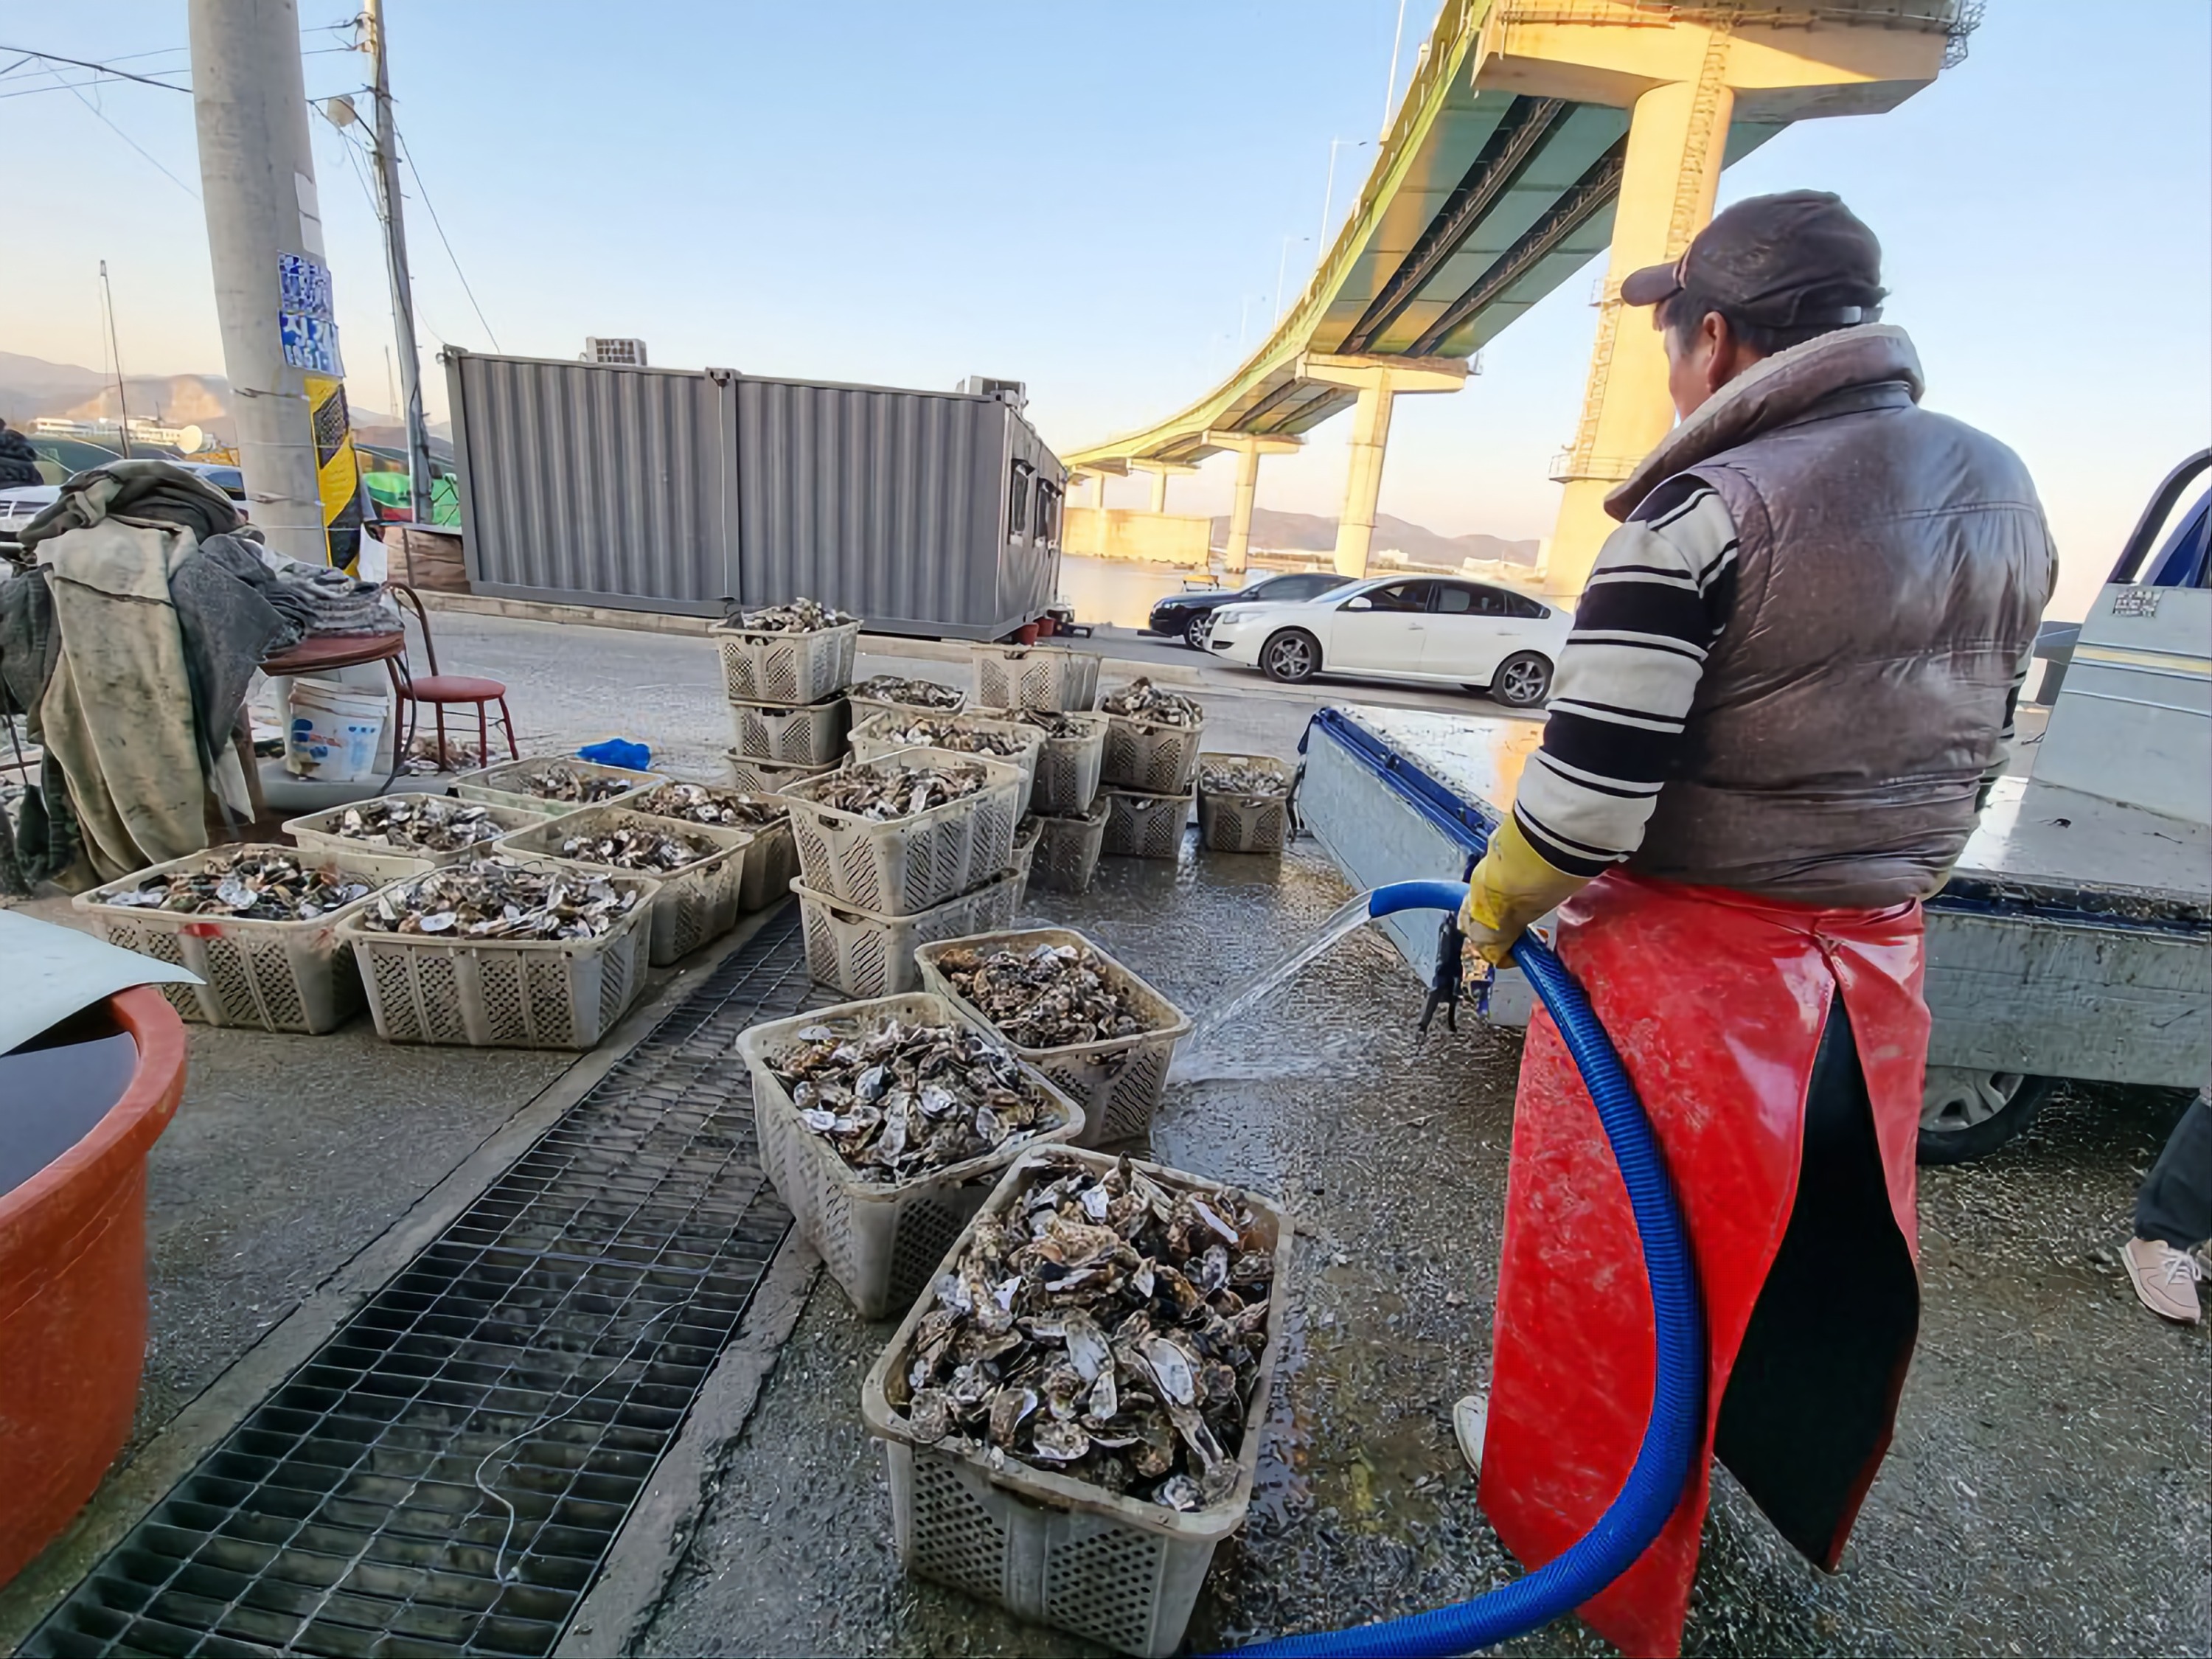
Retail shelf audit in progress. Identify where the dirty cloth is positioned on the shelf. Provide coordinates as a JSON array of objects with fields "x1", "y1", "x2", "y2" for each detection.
[
  {"x1": 1480, "y1": 872, "x2": 1924, "y2": 1659},
  {"x1": 193, "y1": 530, "x2": 392, "y2": 636},
  {"x1": 38, "y1": 520, "x2": 213, "y2": 883},
  {"x1": 0, "y1": 423, "x2": 39, "y2": 490},
  {"x1": 170, "y1": 540, "x2": 297, "y2": 782},
  {"x1": 0, "y1": 566, "x2": 80, "y2": 891},
  {"x1": 18, "y1": 458, "x2": 240, "y2": 554}
]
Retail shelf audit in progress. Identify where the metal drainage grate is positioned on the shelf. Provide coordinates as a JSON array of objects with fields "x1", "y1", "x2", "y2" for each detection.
[{"x1": 29, "y1": 908, "x2": 817, "y2": 1659}]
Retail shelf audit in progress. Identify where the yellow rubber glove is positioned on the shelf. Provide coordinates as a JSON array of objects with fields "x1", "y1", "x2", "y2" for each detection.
[{"x1": 1458, "y1": 815, "x2": 1591, "y2": 967}]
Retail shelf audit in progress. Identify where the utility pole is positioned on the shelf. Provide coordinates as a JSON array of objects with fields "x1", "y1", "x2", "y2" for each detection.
[
  {"x1": 99, "y1": 260, "x2": 133, "y2": 458},
  {"x1": 362, "y1": 0, "x2": 435, "y2": 524}
]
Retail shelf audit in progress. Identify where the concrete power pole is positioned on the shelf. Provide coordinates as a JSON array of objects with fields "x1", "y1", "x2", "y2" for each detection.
[
  {"x1": 363, "y1": 0, "x2": 435, "y2": 524},
  {"x1": 188, "y1": 0, "x2": 329, "y2": 562}
]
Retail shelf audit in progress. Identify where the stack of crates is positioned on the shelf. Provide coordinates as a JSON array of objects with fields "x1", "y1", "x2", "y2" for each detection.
[
  {"x1": 712, "y1": 608, "x2": 862, "y2": 794},
  {"x1": 1098, "y1": 682, "x2": 1206, "y2": 861},
  {"x1": 969, "y1": 644, "x2": 1109, "y2": 896}
]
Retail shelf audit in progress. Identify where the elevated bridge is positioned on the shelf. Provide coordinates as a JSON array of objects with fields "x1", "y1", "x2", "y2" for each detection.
[{"x1": 1064, "y1": 1, "x2": 1969, "y2": 589}]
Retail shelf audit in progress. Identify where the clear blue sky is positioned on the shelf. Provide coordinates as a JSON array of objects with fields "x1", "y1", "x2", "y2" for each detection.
[{"x1": 4, "y1": 1, "x2": 2205, "y2": 619}]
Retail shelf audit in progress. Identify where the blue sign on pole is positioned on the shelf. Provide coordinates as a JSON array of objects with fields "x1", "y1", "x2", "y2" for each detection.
[{"x1": 278, "y1": 252, "x2": 342, "y2": 375}]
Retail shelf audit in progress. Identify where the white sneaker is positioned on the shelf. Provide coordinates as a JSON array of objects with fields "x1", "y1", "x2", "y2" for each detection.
[
  {"x1": 1453, "y1": 1394, "x2": 1489, "y2": 1476},
  {"x1": 2124, "y1": 1237, "x2": 2202, "y2": 1324}
]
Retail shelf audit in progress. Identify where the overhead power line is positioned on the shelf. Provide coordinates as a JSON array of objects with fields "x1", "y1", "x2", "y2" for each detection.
[
  {"x1": 0, "y1": 44, "x2": 188, "y2": 91},
  {"x1": 50, "y1": 69, "x2": 200, "y2": 197},
  {"x1": 395, "y1": 128, "x2": 501, "y2": 352}
]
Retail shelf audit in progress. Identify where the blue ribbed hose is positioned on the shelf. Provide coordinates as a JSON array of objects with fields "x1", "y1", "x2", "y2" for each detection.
[{"x1": 1223, "y1": 880, "x2": 1705, "y2": 1659}]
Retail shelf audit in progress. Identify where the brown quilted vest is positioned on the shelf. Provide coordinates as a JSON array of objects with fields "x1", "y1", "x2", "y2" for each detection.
[{"x1": 1603, "y1": 326, "x2": 2056, "y2": 908}]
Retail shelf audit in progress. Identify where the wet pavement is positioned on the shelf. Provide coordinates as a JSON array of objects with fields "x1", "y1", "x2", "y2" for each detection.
[{"x1": 638, "y1": 840, "x2": 2208, "y2": 1658}]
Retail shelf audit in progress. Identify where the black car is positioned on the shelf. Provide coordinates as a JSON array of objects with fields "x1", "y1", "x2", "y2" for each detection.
[{"x1": 1145, "y1": 570, "x2": 1352, "y2": 648}]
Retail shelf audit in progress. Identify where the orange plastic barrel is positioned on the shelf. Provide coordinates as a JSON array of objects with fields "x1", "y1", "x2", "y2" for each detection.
[{"x1": 0, "y1": 987, "x2": 187, "y2": 1587}]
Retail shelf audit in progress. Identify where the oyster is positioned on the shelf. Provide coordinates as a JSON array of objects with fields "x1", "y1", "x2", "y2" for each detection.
[
  {"x1": 358, "y1": 856, "x2": 641, "y2": 939},
  {"x1": 630, "y1": 781, "x2": 787, "y2": 829},
  {"x1": 1012, "y1": 708, "x2": 1092, "y2": 740},
  {"x1": 727, "y1": 596, "x2": 855, "y2": 633},
  {"x1": 1199, "y1": 759, "x2": 1290, "y2": 798},
  {"x1": 898, "y1": 1153, "x2": 1273, "y2": 1510},
  {"x1": 932, "y1": 940, "x2": 1155, "y2": 1050},
  {"x1": 555, "y1": 815, "x2": 720, "y2": 872},
  {"x1": 327, "y1": 796, "x2": 504, "y2": 853},
  {"x1": 804, "y1": 761, "x2": 987, "y2": 821},
  {"x1": 852, "y1": 674, "x2": 964, "y2": 711},
  {"x1": 1099, "y1": 678, "x2": 1204, "y2": 728},
  {"x1": 867, "y1": 714, "x2": 1030, "y2": 757},
  {"x1": 508, "y1": 763, "x2": 636, "y2": 804},
  {"x1": 768, "y1": 1018, "x2": 1058, "y2": 1183},
  {"x1": 105, "y1": 848, "x2": 373, "y2": 922}
]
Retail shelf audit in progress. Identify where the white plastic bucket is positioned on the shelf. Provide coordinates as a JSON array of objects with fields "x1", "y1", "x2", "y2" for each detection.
[{"x1": 285, "y1": 678, "x2": 386, "y2": 781}]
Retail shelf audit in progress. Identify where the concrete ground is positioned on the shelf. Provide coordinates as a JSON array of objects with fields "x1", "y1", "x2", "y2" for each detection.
[{"x1": 4, "y1": 608, "x2": 2195, "y2": 1657}]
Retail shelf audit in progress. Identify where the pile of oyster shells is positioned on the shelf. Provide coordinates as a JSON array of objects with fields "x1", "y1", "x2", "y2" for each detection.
[
  {"x1": 903, "y1": 1154, "x2": 1273, "y2": 1510},
  {"x1": 1100, "y1": 678, "x2": 1204, "y2": 728},
  {"x1": 630, "y1": 782, "x2": 787, "y2": 829},
  {"x1": 731, "y1": 597, "x2": 855, "y2": 633},
  {"x1": 102, "y1": 849, "x2": 373, "y2": 922},
  {"x1": 1200, "y1": 759, "x2": 1290, "y2": 798},
  {"x1": 358, "y1": 857, "x2": 641, "y2": 939},
  {"x1": 556, "y1": 817, "x2": 720, "y2": 873},
  {"x1": 769, "y1": 1018, "x2": 1057, "y2": 1182},
  {"x1": 872, "y1": 716, "x2": 1032, "y2": 758},
  {"x1": 806, "y1": 761, "x2": 987, "y2": 821},
  {"x1": 327, "y1": 796, "x2": 506, "y2": 853},
  {"x1": 1012, "y1": 708, "x2": 1092, "y2": 740},
  {"x1": 509, "y1": 764, "x2": 637, "y2": 804},
  {"x1": 933, "y1": 940, "x2": 1152, "y2": 1050},
  {"x1": 852, "y1": 674, "x2": 965, "y2": 710}
]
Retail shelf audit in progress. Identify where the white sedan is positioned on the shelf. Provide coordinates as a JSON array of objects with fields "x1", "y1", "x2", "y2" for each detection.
[{"x1": 1206, "y1": 572, "x2": 1571, "y2": 708}]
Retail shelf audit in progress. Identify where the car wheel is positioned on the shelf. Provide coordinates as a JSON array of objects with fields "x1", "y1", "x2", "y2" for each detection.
[
  {"x1": 1490, "y1": 651, "x2": 1553, "y2": 709},
  {"x1": 1916, "y1": 1068, "x2": 2057, "y2": 1164},
  {"x1": 1185, "y1": 613, "x2": 1214, "y2": 650},
  {"x1": 1261, "y1": 629, "x2": 1321, "y2": 684}
]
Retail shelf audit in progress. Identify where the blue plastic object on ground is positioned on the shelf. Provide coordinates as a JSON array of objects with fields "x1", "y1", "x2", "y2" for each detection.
[
  {"x1": 579, "y1": 737, "x2": 650, "y2": 771},
  {"x1": 1222, "y1": 880, "x2": 1706, "y2": 1658}
]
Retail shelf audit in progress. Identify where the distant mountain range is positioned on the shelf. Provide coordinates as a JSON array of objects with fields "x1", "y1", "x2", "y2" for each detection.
[{"x1": 1213, "y1": 506, "x2": 1538, "y2": 567}]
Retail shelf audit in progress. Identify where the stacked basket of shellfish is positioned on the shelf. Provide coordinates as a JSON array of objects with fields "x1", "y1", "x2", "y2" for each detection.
[{"x1": 711, "y1": 596, "x2": 862, "y2": 794}]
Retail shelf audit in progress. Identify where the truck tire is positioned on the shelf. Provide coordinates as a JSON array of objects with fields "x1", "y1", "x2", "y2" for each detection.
[{"x1": 1916, "y1": 1068, "x2": 2057, "y2": 1165}]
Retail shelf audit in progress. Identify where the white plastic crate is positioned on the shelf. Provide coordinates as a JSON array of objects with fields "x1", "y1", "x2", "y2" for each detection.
[
  {"x1": 1195, "y1": 752, "x2": 1295, "y2": 855},
  {"x1": 1102, "y1": 788, "x2": 1190, "y2": 860},
  {"x1": 74, "y1": 846, "x2": 392, "y2": 1034},
  {"x1": 284, "y1": 794, "x2": 550, "y2": 883},
  {"x1": 849, "y1": 683, "x2": 967, "y2": 726},
  {"x1": 782, "y1": 746, "x2": 1023, "y2": 917},
  {"x1": 337, "y1": 860, "x2": 658, "y2": 1048},
  {"x1": 451, "y1": 754, "x2": 667, "y2": 818},
  {"x1": 1029, "y1": 798, "x2": 1110, "y2": 894},
  {"x1": 493, "y1": 807, "x2": 753, "y2": 966},
  {"x1": 968, "y1": 644, "x2": 1101, "y2": 713},
  {"x1": 1102, "y1": 706, "x2": 1206, "y2": 794},
  {"x1": 861, "y1": 1145, "x2": 1292, "y2": 1658},
  {"x1": 727, "y1": 695, "x2": 851, "y2": 766},
  {"x1": 989, "y1": 710, "x2": 1107, "y2": 815},
  {"x1": 709, "y1": 616, "x2": 860, "y2": 704},
  {"x1": 724, "y1": 751, "x2": 838, "y2": 797},
  {"x1": 1010, "y1": 817, "x2": 1040, "y2": 903},
  {"x1": 734, "y1": 813, "x2": 798, "y2": 911},
  {"x1": 737, "y1": 993, "x2": 1082, "y2": 1318},
  {"x1": 917, "y1": 927, "x2": 1192, "y2": 1147},
  {"x1": 792, "y1": 870, "x2": 1022, "y2": 999},
  {"x1": 848, "y1": 710, "x2": 1044, "y2": 819}
]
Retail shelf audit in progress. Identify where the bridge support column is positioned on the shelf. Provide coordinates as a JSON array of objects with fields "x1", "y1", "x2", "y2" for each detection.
[
  {"x1": 1202, "y1": 431, "x2": 1301, "y2": 574},
  {"x1": 1299, "y1": 353, "x2": 1467, "y2": 578},
  {"x1": 1130, "y1": 459, "x2": 1197, "y2": 515}
]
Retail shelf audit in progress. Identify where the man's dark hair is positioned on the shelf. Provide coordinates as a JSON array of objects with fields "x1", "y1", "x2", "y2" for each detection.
[{"x1": 1659, "y1": 283, "x2": 1879, "y2": 358}]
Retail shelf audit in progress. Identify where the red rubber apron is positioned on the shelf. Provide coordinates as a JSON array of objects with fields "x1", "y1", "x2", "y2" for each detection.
[{"x1": 1478, "y1": 872, "x2": 1927, "y2": 1658}]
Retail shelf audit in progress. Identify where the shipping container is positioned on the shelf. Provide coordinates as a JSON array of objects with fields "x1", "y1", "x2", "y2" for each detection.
[{"x1": 442, "y1": 349, "x2": 1066, "y2": 641}]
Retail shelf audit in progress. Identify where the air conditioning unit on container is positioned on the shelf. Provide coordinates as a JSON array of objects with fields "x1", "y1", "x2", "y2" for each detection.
[
  {"x1": 585, "y1": 337, "x2": 648, "y2": 367},
  {"x1": 958, "y1": 376, "x2": 1026, "y2": 411}
]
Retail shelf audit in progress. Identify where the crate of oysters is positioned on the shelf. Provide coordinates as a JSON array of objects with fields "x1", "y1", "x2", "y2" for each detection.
[
  {"x1": 451, "y1": 754, "x2": 667, "y2": 818},
  {"x1": 724, "y1": 751, "x2": 838, "y2": 799},
  {"x1": 284, "y1": 793, "x2": 546, "y2": 883},
  {"x1": 848, "y1": 709, "x2": 1045, "y2": 819},
  {"x1": 74, "y1": 845, "x2": 393, "y2": 1034},
  {"x1": 628, "y1": 779, "x2": 798, "y2": 911},
  {"x1": 1099, "y1": 679, "x2": 1206, "y2": 795},
  {"x1": 996, "y1": 706, "x2": 1107, "y2": 815},
  {"x1": 781, "y1": 748, "x2": 1023, "y2": 916},
  {"x1": 1194, "y1": 753, "x2": 1296, "y2": 855},
  {"x1": 736, "y1": 995, "x2": 1084, "y2": 1318},
  {"x1": 795, "y1": 870, "x2": 1023, "y2": 1001},
  {"x1": 917, "y1": 928, "x2": 1192, "y2": 1146},
  {"x1": 1029, "y1": 796, "x2": 1110, "y2": 895},
  {"x1": 336, "y1": 855, "x2": 657, "y2": 1049},
  {"x1": 728, "y1": 692, "x2": 851, "y2": 767},
  {"x1": 847, "y1": 673, "x2": 967, "y2": 726},
  {"x1": 968, "y1": 641, "x2": 1100, "y2": 714},
  {"x1": 495, "y1": 806, "x2": 749, "y2": 965},
  {"x1": 860, "y1": 1146, "x2": 1290, "y2": 1658},
  {"x1": 709, "y1": 597, "x2": 861, "y2": 705}
]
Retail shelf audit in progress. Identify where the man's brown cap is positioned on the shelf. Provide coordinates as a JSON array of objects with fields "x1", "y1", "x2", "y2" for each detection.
[{"x1": 1620, "y1": 189, "x2": 1886, "y2": 329}]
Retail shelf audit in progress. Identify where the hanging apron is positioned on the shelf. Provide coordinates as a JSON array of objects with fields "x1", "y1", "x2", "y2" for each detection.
[{"x1": 1478, "y1": 872, "x2": 1928, "y2": 1659}]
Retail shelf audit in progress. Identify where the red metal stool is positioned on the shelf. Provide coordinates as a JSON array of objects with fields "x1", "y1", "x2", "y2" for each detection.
[{"x1": 389, "y1": 584, "x2": 518, "y2": 771}]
